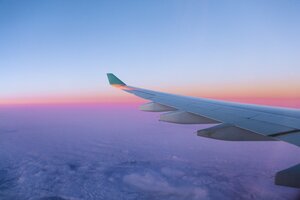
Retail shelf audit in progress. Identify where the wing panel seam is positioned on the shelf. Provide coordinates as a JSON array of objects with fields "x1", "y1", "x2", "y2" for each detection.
[{"x1": 269, "y1": 129, "x2": 300, "y2": 137}]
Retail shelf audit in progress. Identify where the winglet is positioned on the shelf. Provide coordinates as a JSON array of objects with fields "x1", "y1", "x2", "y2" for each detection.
[{"x1": 107, "y1": 73, "x2": 127, "y2": 86}]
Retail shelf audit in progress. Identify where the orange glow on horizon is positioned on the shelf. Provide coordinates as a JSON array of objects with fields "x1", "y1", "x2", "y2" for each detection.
[
  {"x1": 1, "y1": 83, "x2": 299, "y2": 108},
  {"x1": 0, "y1": 94, "x2": 299, "y2": 109},
  {"x1": 0, "y1": 94, "x2": 144, "y2": 106}
]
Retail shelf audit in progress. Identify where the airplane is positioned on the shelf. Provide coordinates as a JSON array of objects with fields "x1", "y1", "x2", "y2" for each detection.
[{"x1": 107, "y1": 73, "x2": 300, "y2": 188}]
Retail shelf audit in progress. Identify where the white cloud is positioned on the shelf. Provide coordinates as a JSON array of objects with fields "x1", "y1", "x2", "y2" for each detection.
[{"x1": 123, "y1": 171, "x2": 208, "y2": 199}]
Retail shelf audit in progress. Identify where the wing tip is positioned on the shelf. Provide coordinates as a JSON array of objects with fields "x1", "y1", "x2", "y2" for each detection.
[{"x1": 107, "y1": 73, "x2": 127, "y2": 86}]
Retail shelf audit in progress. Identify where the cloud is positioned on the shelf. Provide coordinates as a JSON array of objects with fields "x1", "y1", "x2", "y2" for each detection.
[{"x1": 123, "y1": 171, "x2": 208, "y2": 200}]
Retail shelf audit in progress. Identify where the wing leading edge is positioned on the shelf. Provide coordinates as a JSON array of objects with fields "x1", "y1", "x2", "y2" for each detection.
[{"x1": 106, "y1": 73, "x2": 300, "y2": 188}]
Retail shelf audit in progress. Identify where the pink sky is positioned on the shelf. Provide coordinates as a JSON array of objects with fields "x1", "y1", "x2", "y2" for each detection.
[{"x1": 0, "y1": 92, "x2": 299, "y2": 109}]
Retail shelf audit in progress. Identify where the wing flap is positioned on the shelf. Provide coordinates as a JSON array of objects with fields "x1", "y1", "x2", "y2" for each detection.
[{"x1": 197, "y1": 123, "x2": 276, "y2": 141}]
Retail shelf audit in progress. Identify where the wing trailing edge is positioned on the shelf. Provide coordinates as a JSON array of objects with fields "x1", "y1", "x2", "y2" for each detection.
[{"x1": 197, "y1": 123, "x2": 276, "y2": 141}]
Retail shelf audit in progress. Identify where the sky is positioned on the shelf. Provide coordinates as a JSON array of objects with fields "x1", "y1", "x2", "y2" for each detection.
[{"x1": 1, "y1": 0, "x2": 300, "y2": 106}]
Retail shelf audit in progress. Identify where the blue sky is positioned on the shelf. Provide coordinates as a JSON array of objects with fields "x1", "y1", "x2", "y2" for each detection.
[{"x1": 1, "y1": 0, "x2": 300, "y2": 103}]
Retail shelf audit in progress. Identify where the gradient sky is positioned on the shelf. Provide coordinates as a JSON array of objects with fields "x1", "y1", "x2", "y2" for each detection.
[{"x1": 1, "y1": 0, "x2": 300, "y2": 105}]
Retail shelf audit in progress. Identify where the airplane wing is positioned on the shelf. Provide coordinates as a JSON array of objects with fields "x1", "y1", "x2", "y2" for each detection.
[{"x1": 107, "y1": 73, "x2": 300, "y2": 188}]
